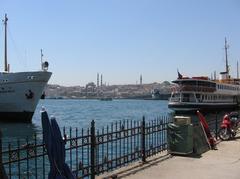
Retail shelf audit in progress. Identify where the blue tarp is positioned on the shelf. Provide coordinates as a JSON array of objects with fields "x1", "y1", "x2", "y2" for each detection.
[{"x1": 41, "y1": 110, "x2": 75, "y2": 179}]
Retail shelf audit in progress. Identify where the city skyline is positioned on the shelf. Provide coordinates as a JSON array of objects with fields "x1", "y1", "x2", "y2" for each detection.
[{"x1": 1, "y1": 0, "x2": 240, "y2": 86}]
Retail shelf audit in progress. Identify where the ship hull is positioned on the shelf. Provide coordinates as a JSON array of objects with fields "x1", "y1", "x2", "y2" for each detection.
[
  {"x1": 168, "y1": 102, "x2": 238, "y2": 112},
  {"x1": 0, "y1": 112, "x2": 34, "y2": 122},
  {"x1": 0, "y1": 71, "x2": 51, "y2": 122}
]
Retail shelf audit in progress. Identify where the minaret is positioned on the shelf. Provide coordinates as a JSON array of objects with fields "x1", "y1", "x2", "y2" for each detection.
[
  {"x1": 224, "y1": 37, "x2": 229, "y2": 74},
  {"x1": 237, "y1": 61, "x2": 239, "y2": 79},
  {"x1": 97, "y1": 73, "x2": 99, "y2": 87},
  {"x1": 140, "y1": 74, "x2": 142, "y2": 85}
]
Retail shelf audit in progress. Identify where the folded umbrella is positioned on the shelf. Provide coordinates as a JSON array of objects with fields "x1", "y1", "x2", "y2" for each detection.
[{"x1": 41, "y1": 109, "x2": 75, "y2": 179}]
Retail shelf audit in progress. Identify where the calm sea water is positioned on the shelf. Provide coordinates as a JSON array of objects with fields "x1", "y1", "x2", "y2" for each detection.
[
  {"x1": 0, "y1": 99, "x2": 172, "y2": 144},
  {"x1": 0, "y1": 99, "x2": 232, "y2": 178}
]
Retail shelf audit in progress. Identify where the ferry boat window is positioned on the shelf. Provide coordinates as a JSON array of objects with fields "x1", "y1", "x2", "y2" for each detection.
[
  {"x1": 172, "y1": 93, "x2": 180, "y2": 99},
  {"x1": 183, "y1": 94, "x2": 190, "y2": 102}
]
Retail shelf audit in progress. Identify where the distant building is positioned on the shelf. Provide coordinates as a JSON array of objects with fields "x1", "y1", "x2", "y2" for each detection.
[
  {"x1": 140, "y1": 74, "x2": 142, "y2": 85},
  {"x1": 86, "y1": 82, "x2": 96, "y2": 94}
]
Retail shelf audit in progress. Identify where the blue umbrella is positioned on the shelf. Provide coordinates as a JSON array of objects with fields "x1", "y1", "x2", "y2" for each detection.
[{"x1": 41, "y1": 109, "x2": 75, "y2": 179}]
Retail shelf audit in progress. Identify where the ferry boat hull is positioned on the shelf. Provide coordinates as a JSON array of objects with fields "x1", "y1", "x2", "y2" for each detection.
[
  {"x1": 168, "y1": 39, "x2": 240, "y2": 112},
  {"x1": 168, "y1": 102, "x2": 238, "y2": 112},
  {"x1": 0, "y1": 14, "x2": 52, "y2": 122},
  {"x1": 168, "y1": 77, "x2": 240, "y2": 112},
  {"x1": 0, "y1": 71, "x2": 52, "y2": 122}
]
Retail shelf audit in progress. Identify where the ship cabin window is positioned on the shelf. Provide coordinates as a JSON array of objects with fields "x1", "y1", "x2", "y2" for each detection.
[
  {"x1": 172, "y1": 93, "x2": 179, "y2": 97},
  {"x1": 2, "y1": 79, "x2": 8, "y2": 82},
  {"x1": 195, "y1": 94, "x2": 202, "y2": 102},
  {"x1": 181, "y1": 81, "x2": 216, "y2": 88},
  {"x1": 183, "y1": 94, "x2": 190, "y2": 102},
  {"x1": 204, "y1": 95, "x2": 207, "y2": 100}
]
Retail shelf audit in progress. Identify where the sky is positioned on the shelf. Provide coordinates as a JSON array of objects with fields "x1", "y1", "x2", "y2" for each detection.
[{"x1": 0, "y1": 0, "x2": 240, "y2": 86}]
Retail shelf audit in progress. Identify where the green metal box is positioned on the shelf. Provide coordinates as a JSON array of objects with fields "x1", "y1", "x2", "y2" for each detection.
[{"x1": 167, "y1": 123, "x2": 193, "y2": 155}]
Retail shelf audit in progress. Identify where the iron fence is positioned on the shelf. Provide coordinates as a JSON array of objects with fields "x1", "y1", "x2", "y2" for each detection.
[
  {"x1": 0, "y1": 113, "x2": 223, "y2": 179},
  {"x1": 0, "y1": 116, "x2": 169, "y2": 179}
]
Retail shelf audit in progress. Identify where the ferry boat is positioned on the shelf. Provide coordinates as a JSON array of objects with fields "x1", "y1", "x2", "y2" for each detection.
[
  {"x1": 168, "y1": 39, "x2": 240, "y2": 112},
  {"x1": 0, "y1": 14, "x2": 52, "y2": 122}
]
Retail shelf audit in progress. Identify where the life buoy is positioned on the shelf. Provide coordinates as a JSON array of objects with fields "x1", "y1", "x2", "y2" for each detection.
[{"x1": 25, "y1": 90, "x2": 34, "y2": 99}]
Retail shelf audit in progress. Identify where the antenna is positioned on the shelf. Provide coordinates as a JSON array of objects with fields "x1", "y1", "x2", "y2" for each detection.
[
  {"x1": 40, "y1": 49, "x2": 49, "y2": 71},
  {"x1": 41, "y1": 49, "x2": 43, "y2": 64},
  {"x1": 41, "y1": 49, "x2": 44, "y2": 70}
]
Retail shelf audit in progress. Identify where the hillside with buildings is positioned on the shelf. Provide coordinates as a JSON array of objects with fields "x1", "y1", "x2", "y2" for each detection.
[{"x1": 44, "y1": 81, "x2": 174, "y2": 99}]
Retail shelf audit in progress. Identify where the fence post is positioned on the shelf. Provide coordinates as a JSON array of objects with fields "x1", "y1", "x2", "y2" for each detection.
[
  {"x1": 0, "y1": 130, "x2": 8, "y2": 179},
  {"x1": 215, "y1": 112, "x2": 218, "y2": 139},
  {"x1": 90, "y1": 120, "x2": 96, "y2": 179},
  {"x1": 0, "y1": 130, "x2": 2, "y2": 178},
  {"x1": 141, "y1": 116, "x2": 146, "y2": 162}
]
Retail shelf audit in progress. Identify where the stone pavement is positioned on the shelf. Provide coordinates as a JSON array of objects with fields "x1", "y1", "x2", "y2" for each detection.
[{"x1": 98, "y1": 136, "x2": 240, "y2": 179}]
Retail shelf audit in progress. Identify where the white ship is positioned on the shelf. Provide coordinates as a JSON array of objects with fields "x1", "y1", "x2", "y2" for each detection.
[
  {"x1": 0, "y1": 14, "x2": 52, "y2": 122},
  {"x1": 168, "y1": 38, "x2": 240, "y2": 112}
]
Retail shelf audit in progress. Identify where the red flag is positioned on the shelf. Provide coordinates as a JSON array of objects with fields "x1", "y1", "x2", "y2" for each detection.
[{"x1": 177, "y1": 70, "x2": 183, "y2": 79}]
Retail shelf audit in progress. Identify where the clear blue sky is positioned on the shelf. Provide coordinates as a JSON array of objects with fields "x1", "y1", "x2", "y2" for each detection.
[{"x1": 1, "y1": 0, "x2": 240, "y2": 86}]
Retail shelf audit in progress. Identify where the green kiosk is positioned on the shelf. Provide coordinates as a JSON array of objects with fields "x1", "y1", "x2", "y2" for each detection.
[{"x1": 167, "y1": 116, "x2": 193, "y2": 155}]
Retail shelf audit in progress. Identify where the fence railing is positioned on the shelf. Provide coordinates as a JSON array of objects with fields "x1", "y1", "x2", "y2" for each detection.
[{"x1": 0, "y1": 116, "x2": 169, "y2": 179}]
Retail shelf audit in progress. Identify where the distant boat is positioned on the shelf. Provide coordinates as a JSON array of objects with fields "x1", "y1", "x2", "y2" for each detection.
[
  {"x1": 99, "y1": 97, "x2": 113, "y2": 101},
  {"x1": 151, "y1": 89, "x2": 170, "y2": 100},
  {"x1": 0, "y1": 14, "x2": 52, "y2": 122},
  {"x1": 151, "y1": 89, "x2": 161, "y2": 99},
  {"x1": 168, "y1": 38, "x2": 240, "y2": 112}
]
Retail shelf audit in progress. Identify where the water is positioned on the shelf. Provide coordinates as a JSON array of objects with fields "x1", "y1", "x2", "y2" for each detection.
[
  {"x1": 0, "y1": 99, "x2": 233, "y2": 178},
  {"x1": 0, "y1": 99, "x2": 172, "y2": 143}
]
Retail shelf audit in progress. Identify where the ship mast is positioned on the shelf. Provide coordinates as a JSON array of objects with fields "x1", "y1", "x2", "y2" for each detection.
[
  {"x1": 3, "y1": 14, "x2": 8, "y2": 72},
  {"x1": 237, "y1": 61, "x2": 239, "y2": 79},
  {"x1": 224, "y1": 37, "x2": 229, "y2": 75}
]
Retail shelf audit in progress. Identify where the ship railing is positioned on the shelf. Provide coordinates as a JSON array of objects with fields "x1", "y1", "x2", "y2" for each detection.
[
  {"x1": 169, "y1": 97, "x2": 180, "y2": 102},
  {"x1": 0, "y1": 116, "x2": 170, "y2": 179},
  {"x1": 181, "y1": 86, "x2": 215, "y2": 92},
  {"x1": 170, "y1": 97, "x2": 196, "y2": 103}
]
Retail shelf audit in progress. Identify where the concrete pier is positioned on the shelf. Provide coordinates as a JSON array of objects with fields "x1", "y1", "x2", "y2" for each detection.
[{"x1": 98, "y1": 136, "x2": 240, "y2": 179}]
